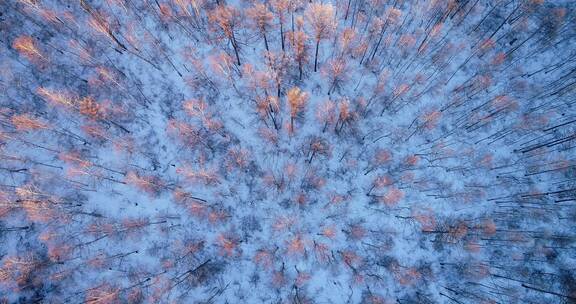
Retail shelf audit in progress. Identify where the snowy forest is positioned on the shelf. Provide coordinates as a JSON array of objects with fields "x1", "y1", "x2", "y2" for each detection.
[{"x1": 0, "y1": 0, "x2": 575, "y2": 303}]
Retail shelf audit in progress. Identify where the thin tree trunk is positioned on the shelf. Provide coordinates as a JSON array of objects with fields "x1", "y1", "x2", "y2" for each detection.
[
  {"x1": 277, "y1": 81, "x2": 281, "y2": 98},
  {"x1": 521, "y1": 284, "x2": 576, "y2": 300},
  {"x1": 263, "y1": 32, "x2": 269, "y2": 52},
  {"x1": 344, "y1": 0, "x2": 352, "y2": 21},
  {"x1": 230, "y1": 35, "x2": 241, "y2": 66},
  {"x1": 359, "y1": 36, "x2": 372, "y2": 65},
  {"x1": 314, "y1": 39, "x2": 320, "y2": 72},
  {"x1": 280, "y1": 22, "x2": 285, "y2": 51},
  {"x1": 291, "y1": 12, "x2": 295, "y2": 45},
  {"x1": 308, "y1": 150, "x2": 316, "y2": 163},
  {"x1": 370, "y1": 29, "x2": 385, "y2": 61}
]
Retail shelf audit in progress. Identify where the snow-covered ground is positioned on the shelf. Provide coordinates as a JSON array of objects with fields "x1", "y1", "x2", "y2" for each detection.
[{"x1": 1, "y1": 0, "x2": 575, "y2": 303}]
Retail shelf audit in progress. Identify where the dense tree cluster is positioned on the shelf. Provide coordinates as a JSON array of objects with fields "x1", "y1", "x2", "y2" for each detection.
[{"x1": 0, "y1": 0, "x2": 575, "y2": 303}]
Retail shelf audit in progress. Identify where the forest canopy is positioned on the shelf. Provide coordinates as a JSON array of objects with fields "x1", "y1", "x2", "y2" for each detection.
[{"x1": 0, "y1": 0, "x2": 575, "y2": 303}]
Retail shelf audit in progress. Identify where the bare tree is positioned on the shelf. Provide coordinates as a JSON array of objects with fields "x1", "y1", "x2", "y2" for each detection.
[{"x1": 304, "y1": 3, "x2": 336, "y2": 72}]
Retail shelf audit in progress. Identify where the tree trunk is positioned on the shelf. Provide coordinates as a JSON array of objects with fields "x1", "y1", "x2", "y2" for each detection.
[
  {"x1": 277, "y1": 82, "x2": 281, "y2": 98},
  {"x1": 314, "y1": 39, "x2": 320, "y2": 72},
  {"x1": 308, "y1": 150, "x2": 316, "y2": 163},
  {"x1": 230, "y1": 33, "x2": 241, "y2": 66},
  {"x1": 268, "y1": 104, "x2": 279, "y2": 130},
  {"x1": 371, "y1": 29, "x2": 385, "y2": 61},
  {"x1": 291, "y1": 12, "x2": 295, "y2": 45},
  {"x1": 344, "y1": 0, "x2": 352, "y2": 21},
  {"x1": 521, "y1": 284, "x2": 576, "y2": 300},
  {"x1": 359, "y1": 35, "x2": 372, "y2": 65},
  {"x1": 263, "y1": 32, "x2": 269, "y2": 52},
  {"x1": 280, "y1": 22, "x2": 285, "y2": 51}
]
